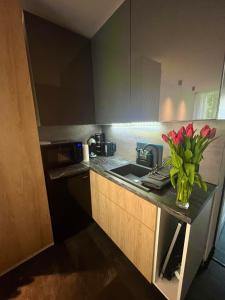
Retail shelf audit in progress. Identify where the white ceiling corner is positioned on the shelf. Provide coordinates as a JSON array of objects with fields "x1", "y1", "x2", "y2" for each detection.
[{"x1": 21, "y1": 0, "x2": 125, "y2": 38}]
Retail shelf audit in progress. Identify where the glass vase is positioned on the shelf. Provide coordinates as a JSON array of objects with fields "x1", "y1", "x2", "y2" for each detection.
[{"x1": 176, "y1": 177, "x2": 192, "y2": 209}]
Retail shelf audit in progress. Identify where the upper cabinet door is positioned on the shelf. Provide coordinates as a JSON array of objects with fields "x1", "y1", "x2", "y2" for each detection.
[
  {"x1": 132, "y1": 0, "x2": 225, "y2": 122},
  {"x1": 25, "y1": 12, "x2": 95, "y2": 126},
  {"x1": 218, "y1": 58, "x2": 225, "y2": 119},
  {"x1": 92, "y1": 0, "x2": 131, "y2": 124},
  {"x1": 131, "y1": 0, "x2": 161, "y2": 122}
]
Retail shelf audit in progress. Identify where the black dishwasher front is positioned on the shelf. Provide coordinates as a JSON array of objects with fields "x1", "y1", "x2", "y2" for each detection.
[{"x1": 41, "y1": 141, "x2": 92, "y2": 243}]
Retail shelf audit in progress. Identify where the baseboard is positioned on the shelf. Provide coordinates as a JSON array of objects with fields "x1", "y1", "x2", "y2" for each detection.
[
  {"x1": 0, "y1": 242, "x2": 54, "y2": 277},
  {"x1": 201, "y1": 246, "x2": 215, "y2": 270},
  {"x1": 212, "y1": 256, "x2": 225, "y2": 268}
]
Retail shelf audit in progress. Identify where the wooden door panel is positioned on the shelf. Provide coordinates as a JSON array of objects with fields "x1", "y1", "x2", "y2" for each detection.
[{"x1": 0, "y1": 0, "x2": 53, "y2": 275}]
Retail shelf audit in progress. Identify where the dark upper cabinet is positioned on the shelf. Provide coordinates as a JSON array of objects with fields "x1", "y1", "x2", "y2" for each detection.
[
  {"x1": 92, "y1": 0, "x2": 160, "y2": 123},
  {"x1": 24, "y1": 12, "x2": 95, "y2": 126},
  {"x1": 131, "y1": 0, "x2": 161, "y2": 122},
  {"x1": 92, "y1": 0, "x2": 131, "y2": 124},
  {"x1": 92, "y1": 0, "x2": 225, "y2": 123}
]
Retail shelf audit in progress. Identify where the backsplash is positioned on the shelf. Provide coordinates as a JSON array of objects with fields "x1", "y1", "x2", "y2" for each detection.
[
  {"x1": 38, "y1": 125, "x2": 101, "y2": 143},
  {"x1": 102, "y1": 120, "x2": 225, "y2": 185}
]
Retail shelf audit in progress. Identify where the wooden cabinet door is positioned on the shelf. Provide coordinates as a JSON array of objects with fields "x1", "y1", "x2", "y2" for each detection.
[
  {"x1": 109, "y1": 198, "x2": 155, "y2": 282},
  {"x1": 92, "y1": 0, "x2": 131, "y2": 124},
  {"x1": 90, "y1": 171, "x2": 155, "y2": 282},
  {"x1": 91, "y1": 187, "x2": 111, "y2": 236},
  {"x1": 25, "y1": 12, "x2": 95, "y2": 126},
  {"x1": 0, "y1": 0, "x2": 53, "y2": 275}
]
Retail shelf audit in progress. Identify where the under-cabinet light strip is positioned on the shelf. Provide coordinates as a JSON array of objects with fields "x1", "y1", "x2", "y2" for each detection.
[{"x1": 111, "y1": 122, "x2": 160, "y2": 128}]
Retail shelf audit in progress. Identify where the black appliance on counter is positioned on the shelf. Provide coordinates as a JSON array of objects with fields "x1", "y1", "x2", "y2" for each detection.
[
  {"x1": 135, "y1": 142, "x2": 171, "y2": 190},
  {"x1": 94, "y1": 133, "x2": 105, "y2": 155},
  {"x1": 41, "y1": 140, "x2": 83, "y2": 167},
  {"x1": 136, "y1": 142, "x2": 163, "y2": 168},
  {"x1": 87, "y1": 133, "x2": 116, "y2": 157},
  {"x1": 41, "y1": 140, "x2": 92, "y2": 243},
  {"x1": 94, "y1": 133, "x2": 116, "y2": 156},
  {"x1": 103, "y1": 141, "x2": 117, "y2": 157}
]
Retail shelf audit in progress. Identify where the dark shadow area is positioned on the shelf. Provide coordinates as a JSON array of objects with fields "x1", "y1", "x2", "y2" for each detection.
[
  {"x1": 0, "y1": 224, "x2": 163, "y2": 300},
  {"x1": 186, "y1": 260, "x2": 225, "y2": 300},
  {"x1": 1, "y1": 224, "x2": 225, "y2": 300},
  {"x1": 214, "y1": 221, "x2": 225, "y2": 266},
  {"x1": 214, "y1": 191, "x2": 225, "y2": 267}
]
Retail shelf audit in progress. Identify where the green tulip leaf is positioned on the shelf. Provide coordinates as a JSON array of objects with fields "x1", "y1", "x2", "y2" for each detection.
[
  {"x1": 164, "y1": 158, "x2": 172, "y2": 166},
  {"x1": 171, "y1": 150, "x2": 183, "y2": 169},
  {"x1": 194, "y1": 174, "x2": 207, "y2": 192},
  {"x1": 184, "y1": 149, "x2": 193, "y2": 162},
  {"x1": 194, "y1": 174, "x2": 201, "y2": 188},
  {"x1": 198, "y1": 174, "x2": 208, "y2": 192},
  {"x1": 202, "y1": 181, "x2": 207, "y2": 192},
  {"x1": 184, "y1": 163, "x2": 195, "y2": 185},
  {"x1": 170, "y1": 167, "x2": 179, "y2": 188},
  {"x1": 184, "y1": 137, "x2": 191, "y2": 150}
]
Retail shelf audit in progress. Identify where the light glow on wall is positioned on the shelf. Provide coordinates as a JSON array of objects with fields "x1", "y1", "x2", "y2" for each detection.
[
  {"x1": 112, "y1": 122, "x2": 160, "y2": 128},
  {"x1": 177, "y1": 99, "x2": 186, "y2": 120},
  {"x1": 161, "y1": 97, "x2": 173, "y2": 121}
]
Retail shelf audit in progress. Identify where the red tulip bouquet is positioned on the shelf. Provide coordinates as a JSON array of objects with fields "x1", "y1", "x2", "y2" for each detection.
[{"x1": 162, "y1": 123, "x2": 217, "y2": 209}]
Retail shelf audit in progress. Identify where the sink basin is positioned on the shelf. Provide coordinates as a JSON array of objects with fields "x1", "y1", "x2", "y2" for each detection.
[{"x1": 106, "y1": 163, "x2": 152, "y2": 192}]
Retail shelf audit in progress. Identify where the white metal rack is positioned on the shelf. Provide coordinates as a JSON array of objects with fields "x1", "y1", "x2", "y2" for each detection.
[{"x1": 153, "y1": 196, "x2": 213, "y2": 300}]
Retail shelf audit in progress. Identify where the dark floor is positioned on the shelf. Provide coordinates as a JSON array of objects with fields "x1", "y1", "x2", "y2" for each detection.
[
  {"x1": 0, "y1": 223, "x2": 225, "y2": 300},
  {"x1": 214, "y1": 220, "x2": 225, "y2": 266}
]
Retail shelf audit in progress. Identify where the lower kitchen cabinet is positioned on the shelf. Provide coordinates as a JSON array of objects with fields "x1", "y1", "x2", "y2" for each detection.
[
  {"x1": 90, "y1": 170, "x2": 156, "y2": 282},
  {"x1": 90, "y1": 170, "x2": 215, "y2": 300}
]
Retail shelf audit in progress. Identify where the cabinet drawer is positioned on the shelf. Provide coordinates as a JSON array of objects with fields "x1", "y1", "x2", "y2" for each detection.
[
  {"x1": 90, "y1": 170, "x2": 110, "y2": 198},
  {"x1": 91, "y1": 186, "x2": 154, "y2": 282},
  {"x1": 90, "y1": 170, "x2": 156, "y2": 231},
  {"x1": 91, "y1": 187, "x2": 111, "y2": 236}
]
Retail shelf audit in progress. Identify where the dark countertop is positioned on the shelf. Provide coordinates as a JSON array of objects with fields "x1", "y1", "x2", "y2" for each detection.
[
  {"x1": 82, "y1": 156, "x2": 216, "y2": 224},
  {"x1": 48, "y1": 163, "x2": 89, "y2": 180}
]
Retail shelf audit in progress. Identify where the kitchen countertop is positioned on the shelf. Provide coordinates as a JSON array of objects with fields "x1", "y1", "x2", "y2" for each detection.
[
  {"x1": 83, "y1": 156, "x2": 216, "y2": 224},
  {"x1": 48, "y1": 163, "x2": 89, "y2": 180}
]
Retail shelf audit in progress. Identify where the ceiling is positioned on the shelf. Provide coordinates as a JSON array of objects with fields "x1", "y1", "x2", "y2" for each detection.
[{"x1": 21, "y1": 0, "x2": 125, "y2": 38}]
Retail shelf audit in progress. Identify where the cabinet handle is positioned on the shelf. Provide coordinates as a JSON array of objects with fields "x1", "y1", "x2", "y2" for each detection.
[{"x1": 82, "y1": 175, "x2": 89, "y2": 179}]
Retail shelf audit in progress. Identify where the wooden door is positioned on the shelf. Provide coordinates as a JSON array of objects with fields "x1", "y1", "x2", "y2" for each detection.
[{"x1": 0, "y1": 0, "x2": 53, "y2": 275}]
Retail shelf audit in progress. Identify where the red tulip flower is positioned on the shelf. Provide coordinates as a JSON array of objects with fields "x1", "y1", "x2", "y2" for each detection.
[
  {"x1": 200, "y1": 125, "x2": 211, "y2": 138},
  {"x1": 209, "y1": 128, "x2": 216, "y2": 139},
  {"x1": 162, "y1": 134, "x2": 169, "y2": 143},
  {"x1": 173, "y1": 131, "x2": 184, "y2": 145},
  {"x1": 168, "y1": 130, "x2": 177, "y2": 139},
  {"x1": 178, "y1": 126, "x2": 186, "y2": 136},
  {"x1": 186, "y1": 123, "x2": 194, "y2": 138}
]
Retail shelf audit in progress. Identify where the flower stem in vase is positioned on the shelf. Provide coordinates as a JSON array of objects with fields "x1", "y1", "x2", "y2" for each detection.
[{"x1": 162, "y1": 123, "x2": 217, "y2": 210}]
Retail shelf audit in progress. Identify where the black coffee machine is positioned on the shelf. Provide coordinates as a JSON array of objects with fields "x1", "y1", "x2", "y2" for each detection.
[
  {"x1": 88, "y1": 133, "x2": 116, "y2": 157},
  {"x1": 95, "y1": 133, "x2": 105, "y2": 155}
]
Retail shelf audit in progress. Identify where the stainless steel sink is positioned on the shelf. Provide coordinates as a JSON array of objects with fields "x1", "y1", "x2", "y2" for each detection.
[{"x1": 106, "y1": 163, "x2": 152, "y2": 192}]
